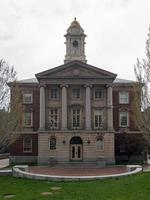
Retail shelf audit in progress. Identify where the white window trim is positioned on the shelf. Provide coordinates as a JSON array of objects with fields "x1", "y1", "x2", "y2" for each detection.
[
  {"x1": 23, "y1": 112, "x2": 33, "y2": 127},
  {"x1": 119, "y1": 91, "x2": 129, "y2": 104},
  {"x1": 23, "y1": 137, "x2": 32, "y2": 153},
  {"x1": 94, "y1": 110, "x2": 104, "y2": 129},
  {"x1": 71, "y1": 108, "x2": 81, "y2": 129},
  {"x1": 23, "y1": 93, "x2": 33, "y2": 104},
  {"x1": 119, "y1": 112, "x2": 129, "y2": 127}
]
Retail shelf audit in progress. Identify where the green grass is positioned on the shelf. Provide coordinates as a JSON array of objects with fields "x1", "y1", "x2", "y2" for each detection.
[{"x1": 0, "y1": 173, "x2": 150, "y2": 200}]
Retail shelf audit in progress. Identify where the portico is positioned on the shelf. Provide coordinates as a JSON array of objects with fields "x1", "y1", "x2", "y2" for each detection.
[{"x1": 39, "y1": 82, "x2": 114, "y2": 132}]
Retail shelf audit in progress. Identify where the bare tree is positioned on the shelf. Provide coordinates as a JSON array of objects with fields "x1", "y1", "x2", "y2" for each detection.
[
  {"x1": 0, "y1": 59, "x2": 22, "y2": 152},
  {"x1": 133, "y1": 26, "x2": 150, "y2": 148}
]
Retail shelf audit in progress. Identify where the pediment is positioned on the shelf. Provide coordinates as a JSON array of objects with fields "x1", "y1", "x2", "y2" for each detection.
[{"x1": 36, "y1": 60, "x2": 117, "y2": 80}]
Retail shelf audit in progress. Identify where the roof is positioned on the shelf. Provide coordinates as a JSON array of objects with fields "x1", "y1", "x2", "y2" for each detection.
[
  {"x1": 18, "y1": 78, "x2": 38, "y2": 83},
  {"x1": 35, "y1": 60, "x2": 117, "y2": 80},
  {"x1": 114, "y1": 78, "x2": 134, "y2": 84}
]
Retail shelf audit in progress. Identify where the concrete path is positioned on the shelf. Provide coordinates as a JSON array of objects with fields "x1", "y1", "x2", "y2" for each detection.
[
  {"x1": 143, "y1": 165, "x2": 150, "y2": 172},
  {"x1": 0, "y1": 158, "x2": 9, "y2": 169}
]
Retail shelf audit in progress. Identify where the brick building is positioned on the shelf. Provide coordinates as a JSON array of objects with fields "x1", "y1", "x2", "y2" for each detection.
[{"x1": 9, "y1": 19, "x2": 142, "y2": 165}]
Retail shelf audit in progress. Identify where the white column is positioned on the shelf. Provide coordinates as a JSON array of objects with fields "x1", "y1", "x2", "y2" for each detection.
[
  {"x1": 39, "y1": 85, "x2": 45, "y2": 130},
  {"x1": 61, "y1": 85, "x2": 68, "y2": 130},
  {"x1": 107, "y1": 85, "x2": 113, "y2": 131},
  {"x1": 85, "y1": 85, "x2": 92, "y2": 130}
]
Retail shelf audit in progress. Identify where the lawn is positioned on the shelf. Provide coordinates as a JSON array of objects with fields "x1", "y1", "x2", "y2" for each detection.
[{"x1": 0, "y1": 173, "x2": 150, "y2": 200}]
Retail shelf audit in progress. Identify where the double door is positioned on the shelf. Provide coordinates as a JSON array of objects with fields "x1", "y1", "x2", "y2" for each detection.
[{"x1": 71, "y1": 144, "x2": 82, "y2": 161}]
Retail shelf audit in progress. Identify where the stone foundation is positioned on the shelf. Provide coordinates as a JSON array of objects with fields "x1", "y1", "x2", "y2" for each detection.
[{"x1": 9, "y1": 156, "x2": 37, "y2": 164}]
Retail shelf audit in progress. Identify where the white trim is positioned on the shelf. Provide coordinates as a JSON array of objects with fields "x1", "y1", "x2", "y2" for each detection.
[
  {"x1": 119, "y1": 91, "x2": 129, "y2": 104},
  {"x1": 23, "y1": 136, "x2": 32, "y2": 153},
  {"x1": 23, "y1": 112, "x2": 33, "y2": 127},
  {"x1": 119, "y1": 112, "x2": 129, "y2": 127},
  {"x1": 94, "y1": 109, "x2": 104, "y2": 129},
  {"x1": 71, "y1": 108, "x2": 81, "y2": 129}
]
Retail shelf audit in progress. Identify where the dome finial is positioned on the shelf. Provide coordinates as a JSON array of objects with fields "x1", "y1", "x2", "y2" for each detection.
[{"x1": 74, "y1": 17, "x2": 76, "y2": 21}]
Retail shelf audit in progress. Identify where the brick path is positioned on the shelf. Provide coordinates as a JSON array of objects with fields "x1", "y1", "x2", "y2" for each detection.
[{"x1": 29, "y1": 166, "x2": 127, "y2": 176}]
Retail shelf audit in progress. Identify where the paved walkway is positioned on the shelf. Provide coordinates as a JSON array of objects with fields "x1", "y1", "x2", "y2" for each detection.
[
  {"x1": 29, "y1": 166, "x2": 127, "y2": 176},
  {"x1": 143, "y1": 165, "x2": 150, "y2": 172},
  {"x1": 0, "y1": 158, "x2": 9, "y2": 169}
]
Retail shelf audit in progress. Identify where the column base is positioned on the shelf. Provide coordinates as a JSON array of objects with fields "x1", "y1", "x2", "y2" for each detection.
[
  {"x1": 39, "y1": 127, "x2": 45, "y2": 132},
  {"x1": 107, "y1": 127, "x2": 114, "y2": 132}
]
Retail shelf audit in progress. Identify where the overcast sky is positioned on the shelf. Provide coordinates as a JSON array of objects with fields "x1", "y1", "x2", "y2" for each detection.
[{"x1": 0, "y1": 0, "x2": 150, "y2": 81}]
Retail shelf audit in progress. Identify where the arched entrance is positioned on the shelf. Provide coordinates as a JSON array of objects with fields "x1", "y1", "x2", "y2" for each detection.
[{"x1": 70, "y1": 137, "x2": 83, "y2": 161}]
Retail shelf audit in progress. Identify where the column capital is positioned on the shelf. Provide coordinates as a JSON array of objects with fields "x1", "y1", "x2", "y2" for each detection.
[
  {"x1": 39, "y1": 84, "x2": 46, "y2": 88},
  {"x1": 106, "y1": 84, "x2": 113, "y2": 88},
  {"x1": 84, "y1": 84, "x2": 92, "y2": 88},
  {"x1": 60, "y1": 84, "x2": 69, "y2": 88}
]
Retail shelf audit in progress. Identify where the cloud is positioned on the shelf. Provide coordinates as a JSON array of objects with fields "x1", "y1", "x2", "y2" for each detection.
[{"x1": 0, "y1": 0, "x2": 150, "y2": 80}]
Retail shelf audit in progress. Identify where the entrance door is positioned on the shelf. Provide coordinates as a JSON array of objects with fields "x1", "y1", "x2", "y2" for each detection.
[{"x1": 71, "y1": 144, "x2": 82, "y2": 161}]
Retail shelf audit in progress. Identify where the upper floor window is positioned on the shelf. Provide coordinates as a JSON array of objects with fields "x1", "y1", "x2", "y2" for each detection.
[
  {"x1": 94, "y1": 110, "x2": 103, "y2": 129},
  {"x1": 48, "y1": 109, "x2": 59, "y2": 129},
  {"x1": 119, "y1": 91, "x2": 129, "y2": 104},
  {"x1": 49, "y1": 88, "x2": 59, "y2": 99},
  {"x1": 23, "y1": 112, "x2": 32, "y2": 127},
  {"x1": 119, "y1": 112, "x2": 129, "y2": 127},
  {"x1": 23, "y1": 136, "x2": 32, "y2": 152},
  {"x1": 23, "y1": 93, "x2": 32, "y2": 104},
  {"x1": 49, "y1": 136, "x2": 56, "y2": 150},
  {"x1": 72, "y1": 89, "x2": 80, "y2": 99},
  {"x1": 72, "y1": 109, "x2": 80, "y2": 129},
  {"x1": 94, "y1": 88, "x2": 104, "y2": 99}
]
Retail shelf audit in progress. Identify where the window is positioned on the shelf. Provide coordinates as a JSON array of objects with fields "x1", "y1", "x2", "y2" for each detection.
[
  {"x1": 49, "y1": 88, "x2": 59, "y2": 99},
  {"x1": 94, "y1": 88, "x2": 104, "y2": 99},
  {"x1": 24, "y1": 112, "x2": 32, "y2": 127},
  {"x1": 73, "y1": 40, "x2": 78, "y2": 47},
  {"x1": 72, "y1": 89, "x2": 80, "y2": 99},
  {"x1": 23, "y1": 93, "x2": 32, "y2": 104},
  {"x1": 49, "y1": 136, "x2": 56, "y2": 150},
  {"x1": 94, "y1": 110, "x2": 103, "y2": 129},
  {"x1": 119, "y1": 112, "x2": 129, "y2": 127},
  {"x1": 48, "y1": 109, "x2": 59, "y2": 129},
  {"x1": 72, "y1": 109, "x2": 80, "y2": 128},
  {"x1": 96, "y1": 136, "x2": 104, "y2": 151},
  {"x1": 119, "y1": 92, "x2": 129, "y2": 104},
  {"x1": 23, "y1": 136, "x2": 32, "y2": 152}
]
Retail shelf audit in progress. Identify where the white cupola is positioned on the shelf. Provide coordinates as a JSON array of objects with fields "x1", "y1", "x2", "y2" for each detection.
[{"x1": 64, "y1": 18, "x2": 87, "y2": 63}]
